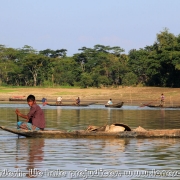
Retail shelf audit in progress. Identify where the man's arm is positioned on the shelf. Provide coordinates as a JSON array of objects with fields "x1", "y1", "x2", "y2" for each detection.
[{"x1": 15, "y1": 109, "x2": 29, "y2": 121}]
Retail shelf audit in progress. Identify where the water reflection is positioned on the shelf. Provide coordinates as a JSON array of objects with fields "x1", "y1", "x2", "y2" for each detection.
[
  {"x1": 15, "y1": 138, "x2": 44, "y2": 178},
  {"x1": 76, "y1": 109, "x2": 80, "y2": 128},
  {"x1": 56, "y1": 107, "x2": 62, "y2": 125},
  {"x1": 160, "y1": 109, "x2": 165, "y2": 128},
  {"x1": 101, "y1": 138, "x2": 130, "y2": 153},
  {"x1": 107, "y1": 108, "x2": 112, "y2": 124},
  {"x1": 1, "y1": 104, "x2": 180, "y2": 130},
  {"x1": 125, "y1": 138, "x2": 180, "y2": 170},
  {"x1": 2, "y1": 104, "x2": 180, "y2": 180},
  {"x1": 1, "y1": 135, "x2": 180, "y2": 179}
]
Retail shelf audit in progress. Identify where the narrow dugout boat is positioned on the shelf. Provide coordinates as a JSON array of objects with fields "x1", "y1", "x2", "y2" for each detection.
[
  {"x1": 9, "y1": 96, "x2": 26, "y2": 101},
  {"x1": 105, "y1": 102, "x2": 124, "y2": 108},
  {"x1": 9, "y1": 97, "x2": 42, "y2": 102},
  {"x1": 46, "y1": 102, "x2": 97, "y2": 107},
  {"x1": 146, "y1": 105, "x2": 180, "y2": 108},
  {"x1": 47, "y1": 103, "x2": 89, "y2": 107},
  {"x1": 1, "y1": 125, "x2": 180, "y2": 138},
  {"x1": 9, "y1": 98, "x2": 26, "y2": 101},
  {"x1": 0, "y1": 123, "x2": 131, "y2": 138}
]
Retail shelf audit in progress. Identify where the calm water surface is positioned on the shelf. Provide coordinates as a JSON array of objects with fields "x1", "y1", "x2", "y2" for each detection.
[{"x1": 0, "y1": 103, "x2": 180, "y2": 179}]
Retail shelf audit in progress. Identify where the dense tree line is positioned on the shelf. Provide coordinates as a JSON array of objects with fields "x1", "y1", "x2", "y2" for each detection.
[{"x1": 0, "y1": 28, "x2": 180, "y2": 88}]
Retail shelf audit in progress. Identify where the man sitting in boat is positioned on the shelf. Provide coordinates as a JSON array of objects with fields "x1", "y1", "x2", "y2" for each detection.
[
  {"x1": 75, "y1": 97, "x2": 80, "y2": 105},
  {"x1": 42, "y1": 97, "x2": 47, "y2": 106},
  {"x1": 15, "y1": 94, "x2": 45, "y2": 131},
  {"x1": 160, "y1": 93, "x2": 165, "y2": 107},
  {"x1": 107, "y1": 99, "x2": 113, "y2": 105},
  {"x1": 56, "y1": 96, "x2": 62, "y2": 105}
]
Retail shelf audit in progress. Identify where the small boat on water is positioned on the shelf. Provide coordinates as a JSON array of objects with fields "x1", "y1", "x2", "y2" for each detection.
[
  {"x1": 9, "y1": 98, "x2": 42, "y2": 102},
  {"x1": 47, "y1": 103, "x2": 89, "y2": 107},
  {"x1": 9, "y1": 96, "x2": 26, "y2": 101},
  {"x1": 0, "y1": 123, "x2": 131, "y2": 138},
  {"x1": 9, "y1": 98, "x2": 26, "y2": 101},
  {"x1": 146, "y1": 105, "x2": 180, "y2": 108},
  {"x1": 46, "y1": 102, "x2": 98, "y2": 107},
  {"x1": 9, "y1": 96, "x2": 42, "y2": 102},
  {"x1": 105, "y1": 102, "x2": 124, "y2": 108},
  {"x1": 1, "y1": 125, "x2": 180, "y2": 138}
]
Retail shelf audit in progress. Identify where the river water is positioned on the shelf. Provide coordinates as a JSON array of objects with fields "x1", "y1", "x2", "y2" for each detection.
[{"x1": 0, "y1": 103, "x2": 180, "y2": 179}]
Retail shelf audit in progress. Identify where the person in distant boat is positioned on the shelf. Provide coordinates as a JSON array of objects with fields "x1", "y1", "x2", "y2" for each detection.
[
  {"x1": 56, "y1": 96, "x2": 62, "y2": 105},
  {"x1": 107, "y1": 99, "x2": 113, "y2": 105},
  {"x1": 15, "y1": 94, "x2": 45, "y2": 131},
  {"x1": 75, "y1": 97, "x2": 80, "y2": 105},
  {"x1": 160, "y1": 93, "x2": 165, "y2": 106},
  {"x1": 42, "y1": 97, "x2": 47, "y2": 106}
]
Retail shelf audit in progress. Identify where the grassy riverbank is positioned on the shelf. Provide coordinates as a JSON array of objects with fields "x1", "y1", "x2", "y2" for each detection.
[{"x1": 0, "y1": 86, "x2": 180, "y2": 106}]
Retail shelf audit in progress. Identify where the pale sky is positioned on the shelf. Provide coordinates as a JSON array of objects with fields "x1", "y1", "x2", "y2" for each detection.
[{"x1": 0, "y1": 0, "x2": 179, "y2": 56}]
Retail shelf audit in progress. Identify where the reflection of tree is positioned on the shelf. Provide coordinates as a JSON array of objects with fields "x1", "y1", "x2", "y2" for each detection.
[
  {"x1": 56, "y1": 107, "x2": 62, "y2": 125},
  {"x1": 76, "y1": 109, "x2": 80, "y2": 127},
  {"x1": 160, "y1": 109, "x2": 165, "y2": 128},
  {"x1": 15, "y1": 138, "x2": 44, "y2": 178},
  {"x1": 107, "y1": 108, "x2": 112, "y2": 124},
  {"x1": 135, "y1": 138, "x2": 177, "y2": 159}
]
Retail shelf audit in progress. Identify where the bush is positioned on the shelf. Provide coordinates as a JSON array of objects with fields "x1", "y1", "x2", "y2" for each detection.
[{"x1": 122, "y1": 72, "x2": 138, "y2": 86}]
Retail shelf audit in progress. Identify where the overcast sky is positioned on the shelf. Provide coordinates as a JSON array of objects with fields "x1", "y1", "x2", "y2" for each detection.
[{"x1": 0, "y1": 0, "x2": 179, "y2": 56}]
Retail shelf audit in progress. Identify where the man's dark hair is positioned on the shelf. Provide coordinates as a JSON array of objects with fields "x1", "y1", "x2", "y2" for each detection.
[{"x1": 27, "y1": 94, "x2": 35, "y2": 102}]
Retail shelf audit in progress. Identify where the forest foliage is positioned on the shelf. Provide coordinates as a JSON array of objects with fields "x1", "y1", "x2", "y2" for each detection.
[{"x1": 1, "y1": 29, "x2": 180, "y2": 88}]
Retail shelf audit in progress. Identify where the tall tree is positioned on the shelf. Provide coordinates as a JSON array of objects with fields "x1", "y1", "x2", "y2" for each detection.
[{"x1": 20, "y1": 54, "x2": 50, "y2": 86}]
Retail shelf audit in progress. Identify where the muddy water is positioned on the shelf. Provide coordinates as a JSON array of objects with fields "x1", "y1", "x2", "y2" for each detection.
[{"x1": 0, "y1": 104, "x2": 180, "y2": 179}]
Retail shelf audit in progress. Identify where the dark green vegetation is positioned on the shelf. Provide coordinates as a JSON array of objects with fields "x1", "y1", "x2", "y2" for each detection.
[{"x1": 1, "y1": 28, "x2": 180, "y2": 88}]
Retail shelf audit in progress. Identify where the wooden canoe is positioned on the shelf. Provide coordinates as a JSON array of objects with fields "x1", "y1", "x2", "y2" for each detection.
[
  {"x1": 0, "y1": 125, "x2": 131, "y2": 138},
  {"x1": 105, "y1": 102, "x2": 124, "y2": 108},
  {"x1": 1, "y1": 125, "x2": 180, "y2": 138},
  {"x1": 46, "y1": 103, "x2": 89, "y2": 107},
  {"x1": 146, "y1": 105, "x2": 180, "y2": 108},
  {"x1": 9, "y1": 98, "x2": 42, "y2": 102},
  {"x1": 9, "y1": 98, "x2": 26, "y2": 101}
]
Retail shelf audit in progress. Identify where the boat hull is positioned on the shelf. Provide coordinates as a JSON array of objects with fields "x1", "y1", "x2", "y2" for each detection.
[
  {"x1": 147, "y1": 105, "x2": 180, "y2": 108},
  {"x1": 9, "y1": 98, "x2": 26, "y2": 101},
  {"x1": 9, "y1": 98, "x2": 42, "y2": 102},
  {"x1": 1, "y1": 126, "x2": 180, "y2": 138},
  {"x1": 105, "y1": 102, "x2": 124, "y2": 108},
  {"x1": 47, "y1": 103, "x2": 89, "y2": 107}
]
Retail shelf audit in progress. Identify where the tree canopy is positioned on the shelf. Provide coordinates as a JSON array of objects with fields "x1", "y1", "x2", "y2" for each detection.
[{"x1": 1, "y1": 28, "x2": 180, "y2": 87}]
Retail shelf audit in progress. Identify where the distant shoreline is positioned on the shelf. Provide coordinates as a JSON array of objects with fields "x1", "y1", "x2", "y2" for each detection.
[{"x1": 0, "y1": 86, "x2": 180, "y2": 106}]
